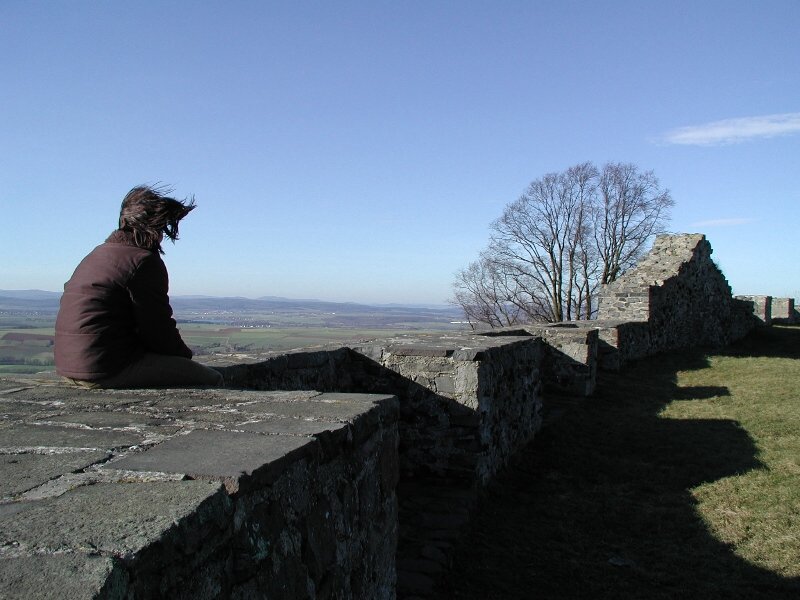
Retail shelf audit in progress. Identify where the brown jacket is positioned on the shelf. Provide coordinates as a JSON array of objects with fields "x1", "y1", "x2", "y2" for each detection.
[{"x1": 54, "y1": 230, "x2": 192, "y2": 380}]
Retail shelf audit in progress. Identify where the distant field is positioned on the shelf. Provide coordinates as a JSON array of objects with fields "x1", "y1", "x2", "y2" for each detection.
[
  {"x1": 0, "y1": 293, "x2": 466, "y2": 373},
  {"x1": 0, "y1": 323, "x2": 464, "y2": 374},
  {"x1": 180, "y1": 324, "x2": 449, "y2": 355},
  {"x1": 0, "y1": 327, "x2": 56, "y2": 371},
  {"x1": 0, "y1": 292, "x2": 466, "y2": 374}
]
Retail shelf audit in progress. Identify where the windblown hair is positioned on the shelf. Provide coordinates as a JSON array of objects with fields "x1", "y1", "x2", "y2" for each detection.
[{"x1": 118, "y1": 185, "x2": 196, "y2": 254}]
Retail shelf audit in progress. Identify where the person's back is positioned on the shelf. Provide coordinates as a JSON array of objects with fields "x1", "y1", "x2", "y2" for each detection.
[{"x1": 54, "y1": 185, "x2": 223, "y2": 388}]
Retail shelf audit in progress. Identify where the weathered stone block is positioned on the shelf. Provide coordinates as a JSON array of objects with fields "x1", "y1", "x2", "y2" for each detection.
[
  {"x1": 0, "y1": 554, "x2": 123, "y2": 600},
  {"x1": 734, "y1": 295, "x2": 772, "y2": 325},
  {"x1": 770, "y1": 297, "x2": 796, "y2": 324}
]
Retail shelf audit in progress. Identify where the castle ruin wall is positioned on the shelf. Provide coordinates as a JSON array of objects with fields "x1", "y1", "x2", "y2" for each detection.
[
  {"x1": 216, "y1": 333, "x2": 545, "y2": 598},
  {"x1": 594, "y1": 234, "x2": 758, "y2": 366},
  {"x1": 771, "y1": 297, "x2": 797, "y2": 324},
  {"x1": 735, "y1": 295, "x2": 773, "y2": 325},
  {"x1": 1, "y1": 232, "x2": 793, "y2": 599}
]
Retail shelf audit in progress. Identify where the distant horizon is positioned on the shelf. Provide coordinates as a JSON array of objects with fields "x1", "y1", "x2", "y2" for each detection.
[
  {"x1": 2, "y1": 3, "x2": 798, "y2": 304},
  {"x1": 0, "y1": 289, "x2": 461, "y2": 310},
  {"x1": 2, "y1": 281, "x2": 797, "y2": 308}
]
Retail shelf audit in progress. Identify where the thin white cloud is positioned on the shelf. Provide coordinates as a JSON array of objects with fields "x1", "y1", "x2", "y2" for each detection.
[
  {"x1": 661, "y1": 112, "x2": 800, "y2": 146},
  {"x1": 690, "y1": 218, "x2": 754, "y2": 228}
]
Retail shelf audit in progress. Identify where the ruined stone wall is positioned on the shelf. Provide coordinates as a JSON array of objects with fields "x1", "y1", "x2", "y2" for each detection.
[
  {"x1": 216, "y1": 333, "x2": 545, "y2": 598},
  {"x1": 771, "y1": 297, "x2": 798, "y2": 324},
  {"x1": 592, "y1": 320, "x2": 651, "y2": 371},
  {"x1": 594, "y1": 234, "x2": 757, "y2": 364},
  {"x1": 219, "y1": 335, "x2": 543, "y2": 489},
  {"x1": 478, "y1": 326, "x2": 598, "y2": 396},
  {"x1": 4, "y1": 232, "x2": 792, "y2": 600},
  {"x1": 735, "y1": 295, "x2": 773, "y2": 325}
]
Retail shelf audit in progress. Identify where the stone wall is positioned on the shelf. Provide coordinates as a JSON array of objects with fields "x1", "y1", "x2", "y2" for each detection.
[
  {"x1": 592, "y1": 320, "x2": 652, "y2": 371},
  {"x1": 216, "y1": 333, "x2": 544, "y2": 598},
  {"x1": 735, "y1": 295, "x2": 773, "y2": 325},
  {"x1": 594, "y1": 234, "x2": 758, "y2": 366},
  {"x1": 218, "y1": 337, "x2": 543, "y2": 485},
  {"x1": 771, "y1": 297, "x2": 798, "y2": 324},
  {"x1": 479, "y1": 325, "x2": 598, "y2": 396},
  {"x1": 0, "y1": 383, "x2": 399, "y2": 599}
]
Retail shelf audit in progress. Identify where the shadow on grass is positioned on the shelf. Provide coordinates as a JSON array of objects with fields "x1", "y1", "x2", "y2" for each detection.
[
  {"x1": 671, "y1": 385, "x2": 730, "y2": 400},
  {"x1": 719, "y1": 324, "x2": 800, "y2": 359},
  {"x1": 438, "y1": 331, "x2": 800, "y2": 599}
]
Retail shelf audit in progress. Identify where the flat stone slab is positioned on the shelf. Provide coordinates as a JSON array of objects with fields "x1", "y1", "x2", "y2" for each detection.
[
  {"x1": 0, "y1": 382, "x2": 394, "y2": 503},
  {"x1": 0, "y1": 424, "x2": 143, "y2": 451},
  {"x1": 0, "y1": 451, "x2": 109, "y2": 498},
  {"x1": 0, "y1": 480, "x2": 225, "y2": 556},
  {"x1": 232, "y1": 397, "x2": 376, "y2": 421},
  {"x1": 107, "y1": 429, "x2": 316, "y2": 492},
  {"x1": 0, "y1": 554, "x2": 119, "y2": 600},
  {"x1": 45, "y1": 411, "x2": 174, "y2": 428},
  {"x1": 235, "y1": 415, "x2": 350, "y2": 436}
]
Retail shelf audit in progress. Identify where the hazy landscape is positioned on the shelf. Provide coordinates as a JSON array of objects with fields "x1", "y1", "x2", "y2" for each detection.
[{"x1": 0, "y1": 290, "x2": 466, "y2": 374}]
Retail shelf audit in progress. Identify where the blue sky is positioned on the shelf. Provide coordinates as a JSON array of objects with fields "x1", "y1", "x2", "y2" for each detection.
[{"x1": 1, "y1": 1, "x2": 798, "y2": 305}]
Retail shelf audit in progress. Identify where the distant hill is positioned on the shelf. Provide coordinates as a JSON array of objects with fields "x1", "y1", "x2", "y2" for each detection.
[
  {"x1": 0, "y1": 290, "x2": 62, "y2": 300},
  {"x1": 0, "y1": 291, "x2": 61, "y2": 312}
]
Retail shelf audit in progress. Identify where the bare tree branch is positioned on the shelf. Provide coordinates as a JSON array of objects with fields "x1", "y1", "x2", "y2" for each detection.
[{"x1": 451, "y1": 161, "x2": 673, "y2": 327}]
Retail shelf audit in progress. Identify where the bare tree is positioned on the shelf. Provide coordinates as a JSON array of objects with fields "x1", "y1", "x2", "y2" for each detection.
[
  {"x1": 594, "y1": 162, "x2": 674, "y2": 284},
  {"x1": 486, "y1": 162, "x2": 598, "y2": 322},
  {"x1": 451, "y1": 254, "x2": 526, "y2": 329},
  {"x1": 561, "y1": 163, "x2": 598, "y2": 319},
  {"x1": 451, "y1": 161, "x2": 673, "y2": 327}
]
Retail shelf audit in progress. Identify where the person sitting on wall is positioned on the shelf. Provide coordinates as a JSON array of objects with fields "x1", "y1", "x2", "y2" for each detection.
[{"x1": 54, "y1": 185, "x2": 223, "y2": 388}]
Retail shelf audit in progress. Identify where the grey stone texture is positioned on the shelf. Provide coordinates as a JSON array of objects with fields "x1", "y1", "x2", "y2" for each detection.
[
  {"x1": 218, "y1": 334, "x2": 544, "y2": 487},
  {"x1": 478, "y1": 325, "x2": 599, "y2": 396},
  {"x1": 593, "y1": 319, "x2": 652, "y2": 370},
  {"x1": 735, "y1": 294, "x2": 773, "y2": 324},
  {"x1": 0, "y1": 382, "x2": 399, "y2": 599},
  {"x1": 594, "y1": 234, "x2": 759, "y2": 367},
  {"x1": 0, "y1": 554, "x2": 121, "y2": 600},
  {"x1": 771, "y1": 297, "x2": 798, "y2": 324},
  {"x1": 215, "y1": 332, "x2": 546, "y2": 597}
]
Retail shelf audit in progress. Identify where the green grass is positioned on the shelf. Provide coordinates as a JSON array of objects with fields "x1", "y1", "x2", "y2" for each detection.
[
  {"x1": 0, "y1": 327, "x2": 55, "y2": 370},
  {"x1": 665, "y1": 329, "x2": 800, "y2": 579},
  {"x1": 181, "y1": 325, "x2": 437, "y2": 354},
  {"x1": 440, "y1": 325, "x2": 800, "y2": 599},
  {"x1": 0, "y1": 364, "x2": 52, "y2": 374}
]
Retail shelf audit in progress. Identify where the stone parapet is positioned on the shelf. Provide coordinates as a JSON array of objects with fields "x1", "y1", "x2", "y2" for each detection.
[
  {"x1": 479, "y1": 325, "x2": 598, "y2": 396},
  {"x1": 214, "y1": 333, "x2": 544, "y2": 598},
  {"x1": 734, "y1": 295, "x2": 773, "y2": 325},
  {"x1": 771, "y1": 298, "x2": 798, "y2": 324},
  {"x1": 589, "y1": 320, "x2": 651, "y2": 371},
  {"x1": 353, "y1": 333, "x2": 544, "y2": 485},
  {"x1": 0, "y1": 379, "x2": 398, "y2": 600},
  {"x1": 215, "y1": 334, "x2": 544, "y2": 488}
]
